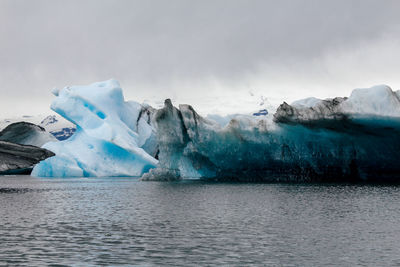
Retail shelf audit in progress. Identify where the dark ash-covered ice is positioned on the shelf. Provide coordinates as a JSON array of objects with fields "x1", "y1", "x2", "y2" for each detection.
[
  {"x1": 0, "y1": 141, "x2": 55, "y2": 175},
  {"x1": 142, "y1": 85, "x2": 400, "y2": 182},
  {"x1": 0, "y1": 122, "x2": 57, "y2": 147}
]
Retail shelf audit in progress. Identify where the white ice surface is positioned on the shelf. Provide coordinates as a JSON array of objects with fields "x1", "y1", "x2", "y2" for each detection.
[
  {"x1": 32, "y1": 79, "x2": 157, "y2": 177},
  {"x1": 340, "y1": 85, "x2": 400, "y2": 117},
  {"x1": 291, "y1": 97, "x2": 322, "y2": 108}
]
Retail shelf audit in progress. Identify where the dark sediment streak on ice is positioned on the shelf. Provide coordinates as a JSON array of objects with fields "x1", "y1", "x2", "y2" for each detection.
[
  {"x1": 142, "y1": 99, "x2": 400, "y2": 182},
  {"x1": 0, "y1": 141, "x2": 55, "y2": 175}
]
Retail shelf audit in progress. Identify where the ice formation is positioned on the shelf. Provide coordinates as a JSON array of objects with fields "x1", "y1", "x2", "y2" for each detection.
[
  {"x1": 0, "y1": 114, "x2": 76, "y2": 140},
  {"x1": 0, "y1": 122, "x2": 57, "y2": 147},
  {"x1": 0, "y1": 141, "x2": 54, "y2": 175},
  {"x1": 32, "y1": 80, "x2": 158, "y2": 177},
  {"x1": 31, "y1": 80, "x2": 400, "y2": 181},
  {"x1": 143, "y1": 85, "x2": 400, "y2": 182},
  {"x1": 291, "y1": 97, "x2": 321, "y2": 108}
]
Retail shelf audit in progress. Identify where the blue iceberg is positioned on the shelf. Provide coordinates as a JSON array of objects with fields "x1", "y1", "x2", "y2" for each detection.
[
  {"x1": 32, "y1": 80, "x2": 158, "y2": 177},
  {"x1": 32, "y1": 80, "x2": 400, "y2": 182}
]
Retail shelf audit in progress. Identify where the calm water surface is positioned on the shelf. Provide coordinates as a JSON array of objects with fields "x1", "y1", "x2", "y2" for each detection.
[{"x1": 1, "y1": 175, "x2": 400, "y2": 266}]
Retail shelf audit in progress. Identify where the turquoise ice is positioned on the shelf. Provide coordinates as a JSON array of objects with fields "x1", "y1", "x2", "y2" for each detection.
[{"x1": 32, "y1": 79, "x2": 157, "y2": 177}]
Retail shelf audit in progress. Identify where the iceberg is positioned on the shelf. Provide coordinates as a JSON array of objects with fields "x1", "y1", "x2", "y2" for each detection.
[
  {"x1": 32, "y1": 79, "x2": 158, "y2": 177},
  {"x1": 143, "y1": 85, "x2": 400, "y2": 182},
  {"x1": 0, "y1": 141, "x2": 55, "y2": 175},
  {"x1": 0, "y1": 122, "x2": 57, "y2": 147},
  {"x1": 0, "y1": 114, "x2": 76, "y2": 141},
  {"x1": 31, "y1": 80, "x2": 400, "y2": 182}
]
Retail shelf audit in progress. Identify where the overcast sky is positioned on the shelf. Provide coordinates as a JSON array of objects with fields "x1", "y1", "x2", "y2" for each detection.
[{"x1": 1, "y1": 0, "x2": 400, "y2": 117}]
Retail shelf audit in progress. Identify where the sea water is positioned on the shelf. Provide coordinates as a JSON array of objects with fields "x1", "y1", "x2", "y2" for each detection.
[{"x1": 1, "y1": 175, "x2": 400, "y2": 266}]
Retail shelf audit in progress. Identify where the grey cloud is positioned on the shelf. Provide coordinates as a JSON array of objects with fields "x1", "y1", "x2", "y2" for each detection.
[{"x1": 0, "y1": 0, "x2": 400, "y2": 116}]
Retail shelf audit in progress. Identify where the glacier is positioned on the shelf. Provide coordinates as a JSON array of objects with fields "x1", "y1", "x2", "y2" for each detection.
[
  {"x1": 142, "y1": 85, "x2": 400, "y2": 182},
  {"x1": 32, "y1": 79, "x2": 158, "y2": 177}
]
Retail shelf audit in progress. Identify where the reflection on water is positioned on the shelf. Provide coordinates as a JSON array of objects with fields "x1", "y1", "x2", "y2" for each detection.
[{"x1": 1, "y1": 175, "x2": 400, "y2": 266}]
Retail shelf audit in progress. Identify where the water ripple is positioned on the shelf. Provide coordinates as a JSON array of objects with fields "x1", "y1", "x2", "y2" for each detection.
[{"x1": 1, "y1": 176, "x2": 400, "y2": 266}]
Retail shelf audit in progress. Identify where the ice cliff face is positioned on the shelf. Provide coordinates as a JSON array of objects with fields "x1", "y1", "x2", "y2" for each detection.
[
  {"x1": 143, "y1": 85, "x2": 400, "y2": 182},
  {"x1": 142, "y1": 99, "x2": 221, "y2": 180},
  {"x1": 143, "y1": 99, "x2": 280, "y2": 181},
  {"x1": 32, "y1": 80, "x2": 157, "y2": 177}
]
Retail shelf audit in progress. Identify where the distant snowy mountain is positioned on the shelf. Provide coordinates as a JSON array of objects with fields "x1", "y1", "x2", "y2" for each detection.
[
  {"x1": 39, "y1": 115, "x2": 76, "y2": 140},
  {"x1": 0, "y1": 114, "x2": 76, "y2": 141}
]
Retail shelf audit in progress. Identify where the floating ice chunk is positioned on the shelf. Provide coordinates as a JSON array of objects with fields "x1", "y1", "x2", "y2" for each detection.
[{"x1": 32, "y1": 79, "x2": 157, "y2": 177}]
